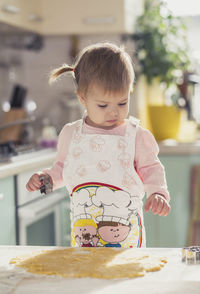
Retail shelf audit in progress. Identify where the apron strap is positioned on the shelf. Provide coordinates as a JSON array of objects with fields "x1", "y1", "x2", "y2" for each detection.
[
  {"x1": 128, "y1": 116, "x2": 140, "y2": 127},
  {"x1": 125, "y1": 116, "x2": 140, "y2": 139}
]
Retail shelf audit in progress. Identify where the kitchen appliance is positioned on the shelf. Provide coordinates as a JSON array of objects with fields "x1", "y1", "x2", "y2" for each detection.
[
  {"x1": 0, "y1": 141, "x2": 17, "y2": 162},
  {"x1": 0, "y1": 141, "x2": 38, "y2": 163},
  {"x1": 15, "y1": 168, "x2": 70, "y2": 246}
]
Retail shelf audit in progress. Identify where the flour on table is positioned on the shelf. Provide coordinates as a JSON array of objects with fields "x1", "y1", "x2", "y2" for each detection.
[{"x1": 0, "y1": 266, "x2": 31, "y2": 294}]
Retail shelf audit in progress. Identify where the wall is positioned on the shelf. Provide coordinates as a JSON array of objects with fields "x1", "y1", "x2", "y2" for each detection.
[{"x1": 0, "y1": 31, "x2": 138, "y2": 137}]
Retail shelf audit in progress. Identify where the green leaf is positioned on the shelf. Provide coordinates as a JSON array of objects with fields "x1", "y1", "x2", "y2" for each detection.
[{"x1": 132, "y1": 0, "x2": 191, "y2": 86}]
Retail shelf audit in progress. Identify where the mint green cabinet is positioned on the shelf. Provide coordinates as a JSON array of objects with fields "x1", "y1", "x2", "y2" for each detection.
[
  {"x1": 0, "y1": 176, "x2": 16, "y2": 245},
  {"x1": 144, "y1": 154, "x2": 200, "y2": 248},
  {"x1": 60, "y1": 196, "x2": 71, "y2": 246}
]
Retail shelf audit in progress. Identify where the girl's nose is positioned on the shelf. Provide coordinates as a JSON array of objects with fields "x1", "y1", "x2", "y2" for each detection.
[{"x1": 110, "y1": 107, "x2": 119, "y2": 118}]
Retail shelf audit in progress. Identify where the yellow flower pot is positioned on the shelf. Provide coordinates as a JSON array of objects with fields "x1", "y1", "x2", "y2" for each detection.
[{"x1": 148, "y1": 105, "x2": 182, "y2": 141}]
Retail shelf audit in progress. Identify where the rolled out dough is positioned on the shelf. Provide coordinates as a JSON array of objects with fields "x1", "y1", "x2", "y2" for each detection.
[{"x1": 10, "y1": 247, "x2": 167, "y2": 280}]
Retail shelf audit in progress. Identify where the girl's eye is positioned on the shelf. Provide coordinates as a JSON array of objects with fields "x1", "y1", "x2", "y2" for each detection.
[
  {"x1": 118, "y1": 102, "x2": 127, "y2": 106},
  {"x1": 98, "y1": 104, "x2": 107, "y2": 108}
]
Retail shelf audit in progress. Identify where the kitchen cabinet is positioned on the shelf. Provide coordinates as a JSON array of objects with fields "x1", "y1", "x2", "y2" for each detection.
[
  {"x1": 60, "y1": 196, "x2": 71, "y2": 246},
  {"x1": 0, "y1": 0, "x2": 143, "y2": 35},
  {"x1": 0, "y1": 0, "x2": 21, "y2": 27},
  {"x1": 40, "y1": 0, "x2": 142, "y2": 35},
  {"x1": 0, "y1": 0, "x2": 42, "y2": 32},
  {"x1": 144, "y1": 154, "x2": 200, "y2": 248},
  {"x1": 18, "y1": 0, "x2": 42, "y2": 33},
  {"x1": 23, "y1": 195, "x2": 70, "y2": 246},
  {"x1": 0, "y1": 176, "x2": 16, "y2": 245},
  {"x1": 16, "y1": 166, "x2": 70, "y2": 246},
  {"x1": 0, "y1": 150, "x2": 70, "y2": 246}
]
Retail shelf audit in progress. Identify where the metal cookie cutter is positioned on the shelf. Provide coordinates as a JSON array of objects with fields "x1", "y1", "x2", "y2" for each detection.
[
  {"x1": 39, "y1": 174, "x2": 53, "y2": 194},
  {"x1": 182, "y1": 246, "x2": 200, "y2": 265}
]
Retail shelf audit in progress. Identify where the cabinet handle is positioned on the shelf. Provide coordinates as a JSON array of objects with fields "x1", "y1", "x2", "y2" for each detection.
[
  {"x1": 0, "y1": 193, "x2": 4, "y2": 200},
  {"x1": 83, "y1": 16, "x2": 115, "y2": 25},
  {"x1": 1, "y1": 4, "x2": 20, "y2": 14},
  {"x1": 28, "y1": 13, "x2": 43, "y2": 22},
  {"x1": 18, "y1": 192, "x2": 66, "y2": 219}
]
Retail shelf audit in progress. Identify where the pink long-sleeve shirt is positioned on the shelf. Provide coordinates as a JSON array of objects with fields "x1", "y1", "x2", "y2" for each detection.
[{"x1": 44, "y1": 117, "x2": 170, "y2": 202}]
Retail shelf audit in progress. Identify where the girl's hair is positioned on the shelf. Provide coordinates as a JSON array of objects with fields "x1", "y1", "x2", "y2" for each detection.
[{"x1": 49, "y1": 42, "x2": 134, "y2": 95}]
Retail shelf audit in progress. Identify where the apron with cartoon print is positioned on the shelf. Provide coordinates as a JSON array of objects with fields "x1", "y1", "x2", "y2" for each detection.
[{"x1": 63, "y1": 115, "x2": 146, "y2": 248}]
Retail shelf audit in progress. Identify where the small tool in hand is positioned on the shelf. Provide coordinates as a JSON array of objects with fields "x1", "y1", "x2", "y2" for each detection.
[{"x1": 39, "y1": 174, "x2": 53, "y2": 194}]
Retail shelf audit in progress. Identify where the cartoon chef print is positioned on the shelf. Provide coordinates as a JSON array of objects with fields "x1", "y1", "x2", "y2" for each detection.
[
  {"x1": 92, "y1": 186, "x2": 141, "y2": 247},
  {"x1": 72, "y1": 189, "x2": 99, "y2": 247}
]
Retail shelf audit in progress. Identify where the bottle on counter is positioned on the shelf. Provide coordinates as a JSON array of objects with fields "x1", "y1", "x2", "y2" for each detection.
[{"x1": 40, "y1": 118, "x2": 58, "y2": 148}]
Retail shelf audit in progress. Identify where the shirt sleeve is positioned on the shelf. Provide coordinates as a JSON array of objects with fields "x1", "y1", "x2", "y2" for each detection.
[
  {"x1": 134, "y1": 126, "x2": 170, "y2": 202},
  {"x1": 43, "y1": 123, "x2": 74, "y2": 191}
]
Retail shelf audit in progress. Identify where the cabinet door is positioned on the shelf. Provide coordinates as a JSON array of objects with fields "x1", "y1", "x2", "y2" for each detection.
[
  {"x1": 0, "y1": 0, "x2": 142, "y2": 35},
  {"x1": 0, "y1": 176, "x2": 16, "y2": 245},
  {"x1": 0, "y1": 0, "x2": 22, "y2": 27},
  {"x1": 0, "y1": 0, "x2": 42, "y2": 32},
  {"x1": 20, "y1": 0, "x2": 42, "y2": 33},
  {"x1": 144, "y1": 155, "x2": 200, "y2": 248},
  {"x1": 60, "y1": 190, "x2": 71, "y2": 246},
  {"x1": 41, "y1": 0, "x2": 142, "y2": 35}
]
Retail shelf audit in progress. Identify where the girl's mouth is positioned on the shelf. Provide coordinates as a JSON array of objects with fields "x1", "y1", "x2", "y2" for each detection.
[{"x1": 106, "y1": 119, "x2": 117, "y2": 124}]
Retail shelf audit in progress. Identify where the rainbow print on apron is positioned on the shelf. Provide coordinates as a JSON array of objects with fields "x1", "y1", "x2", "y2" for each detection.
[{"x1": 63, "y1": 116, "x2": 146, "y2": 248}]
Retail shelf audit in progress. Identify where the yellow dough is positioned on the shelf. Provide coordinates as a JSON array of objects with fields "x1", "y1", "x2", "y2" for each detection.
[{"x1": 10, "y1": 248, "x2": 167, "y2": 280}]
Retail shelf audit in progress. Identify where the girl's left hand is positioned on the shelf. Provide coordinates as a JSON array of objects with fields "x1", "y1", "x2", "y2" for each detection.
[{"x1": 144, "y1": 194, "x2": 171, "y2": 216}]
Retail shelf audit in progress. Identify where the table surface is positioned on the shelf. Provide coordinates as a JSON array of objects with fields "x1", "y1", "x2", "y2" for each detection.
[{"x1": 0, "y1": 246, "x2": 200, "y2": 294}]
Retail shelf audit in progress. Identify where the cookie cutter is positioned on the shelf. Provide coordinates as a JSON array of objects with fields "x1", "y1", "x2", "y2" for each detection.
[
  {"x1": 39, "y1": 174, "x2": 53, "y2": 194},
  {"x1": 182, "y1": 246, "x2": 200, "y2": 265}
]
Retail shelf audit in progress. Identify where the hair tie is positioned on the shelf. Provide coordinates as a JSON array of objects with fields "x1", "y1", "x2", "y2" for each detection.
[{"x1": 72, "y1": 67, "x2": 75, "y2": 72}]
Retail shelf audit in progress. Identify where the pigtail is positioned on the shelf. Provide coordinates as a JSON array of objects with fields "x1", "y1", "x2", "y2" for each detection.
[{"x1": 49, "y1": 63, "x2": 74, "y2": 84}]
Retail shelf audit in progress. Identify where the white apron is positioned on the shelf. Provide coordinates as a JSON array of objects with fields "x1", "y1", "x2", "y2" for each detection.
[{"x1": 63, "y1": 116, "x2": 146, "y2": 248}]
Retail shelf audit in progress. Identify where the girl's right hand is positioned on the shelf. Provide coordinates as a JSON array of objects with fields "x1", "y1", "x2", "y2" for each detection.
[{"x1": 26, "y1": 173, "x2": 44, "y2": 192}]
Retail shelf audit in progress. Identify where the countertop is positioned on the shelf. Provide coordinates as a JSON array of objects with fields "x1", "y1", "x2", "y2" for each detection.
[
  {"x1": 0, "y1": 246, "x2": 200, "y2": 294},
  {"x1": 0, "y1": 148, "x2": 57, "y2": 179},
  {"x1": 1, "y1": 141, "x2": 200, "y2": 179},
  {"x1": 158, "y1": 140, "x2": 200, "y2": 155}
]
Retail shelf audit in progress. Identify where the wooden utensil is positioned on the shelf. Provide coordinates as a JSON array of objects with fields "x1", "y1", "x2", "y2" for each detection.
[{"x1": 0, "y1": 108, "x2": 26, "y2": 143}]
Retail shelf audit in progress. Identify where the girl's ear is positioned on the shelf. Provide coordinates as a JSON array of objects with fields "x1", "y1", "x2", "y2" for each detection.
[{"x1": 77, "y1": 93, "x2": 86, "y2": 107}]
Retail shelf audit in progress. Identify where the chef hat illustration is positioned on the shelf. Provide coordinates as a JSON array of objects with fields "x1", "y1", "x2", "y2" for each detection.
[
  {"x1": 128, "y1": 196, "x2": 143, "y2": 212},
  {"x1": 92, "y1": 186, "x2": 140, "y2": 226},
  {"x1": 72, "y1": 189, "x2": 92, "y2": 222}
]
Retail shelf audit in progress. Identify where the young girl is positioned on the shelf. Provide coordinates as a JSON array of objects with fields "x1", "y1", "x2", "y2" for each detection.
[{"x1": 26, "y1": 42, "x2": 170, "y2": 248}]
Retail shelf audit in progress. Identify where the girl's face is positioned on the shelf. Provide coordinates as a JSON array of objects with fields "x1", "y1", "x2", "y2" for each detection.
[{"x1": 78, "y1": 85, "x2": 130, "y2": 129}]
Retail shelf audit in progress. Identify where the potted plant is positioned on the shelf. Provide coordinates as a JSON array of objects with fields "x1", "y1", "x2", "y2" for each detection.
[{"x1": 132, "y1": 0, "x2": 191, "y2": 141}]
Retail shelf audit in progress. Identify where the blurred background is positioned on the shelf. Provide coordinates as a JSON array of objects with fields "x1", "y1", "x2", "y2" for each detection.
[{"x1": 0, "y1": 0, "x2": 200, "y2": 248}]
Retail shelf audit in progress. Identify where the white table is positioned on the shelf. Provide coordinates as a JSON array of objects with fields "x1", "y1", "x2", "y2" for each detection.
[{"x1": 0, "y1": 246, "x2": 200, "y2": 294}]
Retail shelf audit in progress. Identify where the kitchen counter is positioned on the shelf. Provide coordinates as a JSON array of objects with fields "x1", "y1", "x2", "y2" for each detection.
[
  {"x1": 159, "y1": 140, "x2": 200, "y2": 155},
  {"x1": 0, "y1": 148, "x2": 57, "y2": 179},
  {"x1": 0, "y1": 246, "x2": 200, "y2": 294},
  {"x1": 1, "y1": 141, "x2": 200, "y2": 179}
]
